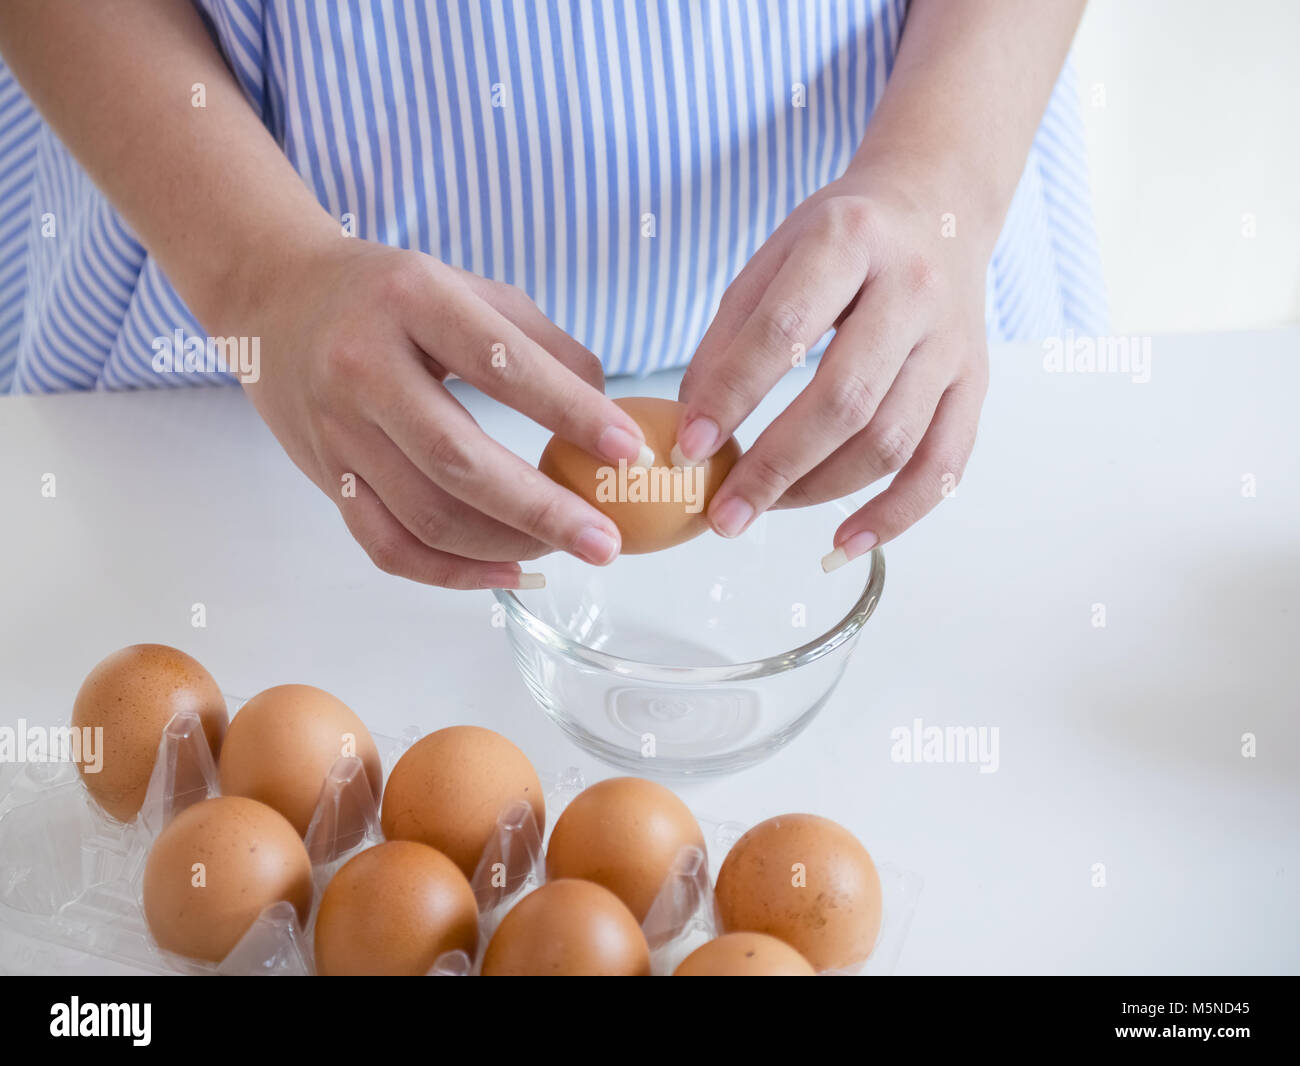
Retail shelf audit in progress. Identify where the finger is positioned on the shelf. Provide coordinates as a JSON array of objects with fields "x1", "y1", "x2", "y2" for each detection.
[
  {"x1": 337, "y1": 476, "x2": 542, "y2": 590},
  {"x1": 465, "y1": 274, "x2": 607, "y2": 392},
  {"x1": 398, "y1": 266, "x2": 651, "y2": 467},
  {"x1": 674, "y1": 202, "x2": 872, "y2": 462},
  {"x1": 377, "y1": 367, "x2": 625, "y2": 565},
  {"x1": 352, "y1": 424, "x2": 548, "y2": 562},
  {"x1": 678, "y1": 237, "x2": 788, "y2": 403},
  {"x1": 678, "y1": 196, "x2": 836, "y2": 406},
  {"x1": 819, "y1": 378, "x2": 986, "y2": 573},
  {"x1": 777, "y1": 341, "x2": 952, "y2": 509},
  {"x1": 704, "y1": 280, "x2": 920, "y2": 536}
]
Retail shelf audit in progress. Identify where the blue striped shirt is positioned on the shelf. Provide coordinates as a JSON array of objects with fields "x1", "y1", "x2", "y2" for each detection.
[{"x1": 0, "y1": 0, "x2": 1106, "y2": 393}]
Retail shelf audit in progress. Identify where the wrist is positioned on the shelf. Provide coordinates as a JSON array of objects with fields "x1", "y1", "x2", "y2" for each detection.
[
  {"x1": 188, "y1": 214, "x2": 341, "y2": 336},
  {"x1": 842, "y1": 140, "x2": 1007, "y2": 263}
]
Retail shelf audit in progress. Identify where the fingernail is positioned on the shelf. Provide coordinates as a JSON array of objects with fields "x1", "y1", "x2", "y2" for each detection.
[
  {"x1": 597, "y1": 425, "x2": 653, "y2": 467},
  {"x1": 711, "y1": 497, "x2": 754, "y2": 538},
  {"x1": 670, "y1": 442, "x2": 704, "y2": 469},
  {"x1": 481, "y1": 568, "x2": 546, "y2": 590},
  {"x1": 573, "y1": 525, "x2": 620, "y2": 565},
  {"x1": 676, "y1": 417, "x2": 719, "y2": 463},
  {"x1": 821, "y1": 530, "x2": 878, "y2": 573}
]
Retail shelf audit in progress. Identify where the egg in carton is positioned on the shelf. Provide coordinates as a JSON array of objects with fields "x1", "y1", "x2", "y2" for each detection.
[{"x1": 0, "y1": 700, "x2": 922, "y2": 975}]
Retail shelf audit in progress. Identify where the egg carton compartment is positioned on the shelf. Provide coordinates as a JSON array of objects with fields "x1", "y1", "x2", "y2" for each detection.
[{"x1": 0, "y1": 703, "x2": 922, "y2": 976}]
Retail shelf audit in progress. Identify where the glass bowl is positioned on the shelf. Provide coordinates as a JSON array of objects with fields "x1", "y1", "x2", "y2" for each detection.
[{"x1": 493, "y1": 499, "x2": 885, "y2": 776}]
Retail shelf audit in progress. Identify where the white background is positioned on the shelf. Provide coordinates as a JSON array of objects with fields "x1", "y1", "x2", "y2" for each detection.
[
  {"x1": 1074, "y1": 0, "x2": 1300, "y2": 333},
  {"x1": 1, "y1": 331, "x2": 1296, "y2": 975}
]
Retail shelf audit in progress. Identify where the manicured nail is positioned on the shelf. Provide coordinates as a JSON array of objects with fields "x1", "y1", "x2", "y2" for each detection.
[
  {"x1": 669, "y1": 442, "x2": 704, "y2": 469},
  {"x1": 676, "y1": 416, "x2": 719, "y2": 462},
  {"x1": 597, "y1": 425, "x2": 653, "y2": 467},
  {"x1": 821, "y1": 530, "x2": 878, "y2": 573},
  {"x1": 481, "y1": 569, "x2": 546, "y2": 590},
  {"x1": 711, "y1": 496, "x2": 754, "y2": 538},
  {"x1": 573, "y1": 525, "x2": 620, "y2": 565}
]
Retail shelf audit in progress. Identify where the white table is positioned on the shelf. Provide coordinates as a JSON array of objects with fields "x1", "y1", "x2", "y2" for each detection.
[{"x1": 1, "y1": 328, "x2": 1297, "y2": 975}]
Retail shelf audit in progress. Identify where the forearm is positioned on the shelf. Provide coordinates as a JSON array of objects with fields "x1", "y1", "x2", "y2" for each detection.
[
  {"x1": 0, "y1": 0, "x2": 335, "y2": 331},
  {"x1": 849, "y1": 0, "x2": 1087, "y2": 254}
]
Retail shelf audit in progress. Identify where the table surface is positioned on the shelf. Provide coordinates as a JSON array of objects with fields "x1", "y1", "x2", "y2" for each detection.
[{"x1": 1, "y1": 327, "x2": 1297, "y2": 976}]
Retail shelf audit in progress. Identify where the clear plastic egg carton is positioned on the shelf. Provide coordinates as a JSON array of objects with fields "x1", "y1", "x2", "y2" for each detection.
[{"x1": 0, "y1": 700, "x2": 922, "y2": 976}]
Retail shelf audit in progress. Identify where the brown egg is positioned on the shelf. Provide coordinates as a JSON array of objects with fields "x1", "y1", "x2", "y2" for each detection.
[
  {"x1": 142, "y1": 796, "x2": 313, "y2": 963},
  {"x1": 481, "y1": 880, "x2": 651, "y2": 976},
  {"x1": 673, "y1": 932, "x2": 817, "y2": 976},
  {"x1": 714, "y1": 813, "x2": 882, "y2": 972},
  {"x1": 71, "y1": 644, "x2": 228, "y2": 823},
  {"x1": 545, "y1": 776, "x2": 706, "y2": 923},
  {"x1": 218, "y1": 685, "x2": 381, "y2": 838},
  {"x1": 381, "y1": 726, "x2": 544, "y2": 881},
  {"x1": 538, "y1": 396, "x2": 742, "y2": 554},
  {"x1": 314, "y1": 841, "x2": 478, "y2": 976}
]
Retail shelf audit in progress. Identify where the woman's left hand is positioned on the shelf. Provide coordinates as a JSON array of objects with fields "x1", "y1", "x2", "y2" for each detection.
[{"x1": 676, "y1": 165, "x2": 992, "y2": 570}]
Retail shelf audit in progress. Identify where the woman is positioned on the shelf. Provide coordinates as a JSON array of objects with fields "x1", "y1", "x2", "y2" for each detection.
[{"x1": 0, "y1": 0, "x2": 1104, "y2": 586}]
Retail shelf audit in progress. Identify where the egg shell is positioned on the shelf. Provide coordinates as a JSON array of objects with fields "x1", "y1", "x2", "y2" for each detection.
[
  {"x1": 673, "y1": 932, "x2": 817, "y2": 976},
  {"x1": 538, "y1": 396, "x2": 742, "y2": 554},
  {"x1": 71, "y1": 644, "x2": 228, "y2": 823},
  {"x1": 714, "y1": 813, "x2": 882, "y2": 972},
  {"x1": 218, "y1": 684, "x2": 382, "y2": 838},
  {"x1": 142, "y1": 796, "x2": 313, "y2": 963},
  {"x1": 380, "y1": 725, "x2": 544, "y2": 881},
  {"x1": 545, "y1": 776, "x2": 706, "y2": 922},
  {"x1": 481, "y1": 879, "x2": 651, "y2": 976},
  {"x1": 314, "y1": 840, "x2": 478, "y2": 976}
]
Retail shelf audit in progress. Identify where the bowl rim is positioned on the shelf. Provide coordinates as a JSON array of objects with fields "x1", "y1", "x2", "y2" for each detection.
[{"x1": 491, "y1": 546, "x2": 885, "y2": 684}]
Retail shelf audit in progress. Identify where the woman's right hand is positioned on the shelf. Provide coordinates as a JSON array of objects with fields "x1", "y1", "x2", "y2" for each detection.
[
  {"x1": 236, "y1": 238, "x2": 650, "y2": 589},
  {"x1": 0, "y1": 0, "x2": 648, "y2": 591}
]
